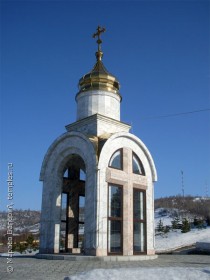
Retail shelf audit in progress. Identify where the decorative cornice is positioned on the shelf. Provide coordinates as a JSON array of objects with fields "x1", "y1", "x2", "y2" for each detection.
[{"x1": 65, "y1": 113, "x2": 131, "y2": 132}]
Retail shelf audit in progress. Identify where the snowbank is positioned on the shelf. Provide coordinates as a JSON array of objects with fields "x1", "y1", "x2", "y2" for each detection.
[
  {"x1": 64, "y1": 267, "x2": 210, "y2": 280},
  {"x1": 0, "y1": 252, "x2": 21, "y2": 257},
  {"x1": 155, "y1": 227, "x2": 210, "y2": 252},
  {"x1": 0, "y1": 250, "x2": 39, "y2": 257}
]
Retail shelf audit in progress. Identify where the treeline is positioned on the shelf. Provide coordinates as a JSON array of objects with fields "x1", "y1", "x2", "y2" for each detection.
[
  {"x1": 155, "y1": 195, "x2": 210, "y2": 223},
  {"x1": 0, "y1": 209, "x2": 40, "y2": 252},
  {"x1": 0, "y1": 209, "x2": 40, "y2": 231}
]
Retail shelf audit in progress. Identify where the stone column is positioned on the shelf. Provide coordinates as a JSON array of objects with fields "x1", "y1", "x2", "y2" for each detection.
[{"x1": 122, "y1": 148, "x2": 133, "y2": 255}]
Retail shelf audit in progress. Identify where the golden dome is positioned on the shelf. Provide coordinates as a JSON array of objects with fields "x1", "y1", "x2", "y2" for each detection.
[
  {"x1": 77, "y1": 26, "x2": 121, "y2": 99},
  {"x1": 78, "y1": 51, "x2": 121, "y2": 97}
]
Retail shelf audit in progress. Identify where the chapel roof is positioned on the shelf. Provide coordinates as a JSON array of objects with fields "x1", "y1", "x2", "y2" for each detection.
[{"x1": 77, "y1": 26, "x2": 121, "y2": 98}]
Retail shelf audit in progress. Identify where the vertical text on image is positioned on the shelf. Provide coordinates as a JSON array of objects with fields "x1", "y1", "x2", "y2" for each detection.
[{"x1": 7, "y1": 163, "x2": 14, "y2": 273}]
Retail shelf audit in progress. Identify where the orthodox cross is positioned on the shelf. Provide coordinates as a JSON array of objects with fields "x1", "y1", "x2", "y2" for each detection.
[{"x1": 92, "y1": 26, "x2": 106, "y2": 51}]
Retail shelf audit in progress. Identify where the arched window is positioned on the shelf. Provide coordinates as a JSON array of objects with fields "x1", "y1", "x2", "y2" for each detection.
[
  {"x1": 109, "y1": 149, "x2": 123, "y2": 170},
  {"x1": 132, "y1": 152, "x2": 145, "y2": 175}
]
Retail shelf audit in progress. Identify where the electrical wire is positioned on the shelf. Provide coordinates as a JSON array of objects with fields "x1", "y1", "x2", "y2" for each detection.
[{"x1": 141, "y1": 108, "x2": 210, "y2": 120}]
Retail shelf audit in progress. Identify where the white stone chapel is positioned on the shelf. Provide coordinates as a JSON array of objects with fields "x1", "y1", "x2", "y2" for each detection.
[{"x1": 39, "y1": 27, "x2": 157, "y2": 257}]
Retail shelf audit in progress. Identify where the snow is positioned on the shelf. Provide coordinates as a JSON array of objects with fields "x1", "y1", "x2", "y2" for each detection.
[
  {"x1": 0, "y1": 252, "x2": 22, "y2": 257},
  {"x1": 64, "y1": 217, "x2": 210, "y2": 280},
  {"x1": 154, "y1": 207, "x2": 202, "y2": 227},
  {"x1": 0, "y1": 250, "x2": 39, "y2": 257},
  {"x1": 154, "y1": 207, "x2": 210, "y2": 252},
  {"x1": 154, "y1": 208, "x2": 175, "y2": 227},
  {"x1": 155, "y1": 216, "x2": 173, "y2": 227},
  {"x1": 64, "y1": 267, "x2": 210, "y2": 280},
  {"x1": 193, "y1": 197, "x2": 210, "y2": 202},
  {"x1": 155, "y1": 227, "x2": 210, "y2": 253}
]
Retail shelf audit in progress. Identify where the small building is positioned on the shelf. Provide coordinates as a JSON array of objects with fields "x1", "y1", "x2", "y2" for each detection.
[{"x1": 39, "y1": 27, "x2": 157, "y2": 257}]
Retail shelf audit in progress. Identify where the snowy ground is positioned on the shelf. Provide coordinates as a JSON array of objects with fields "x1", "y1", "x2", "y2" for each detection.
[
  {"x1": 63, "y1": 210, "x2": 210, "y2": 280},
  {"x1": 0, "y1": 250, "x2": 39, "y2": 257},
  {"x1": 155, "y1": 227, "x2": 210, "y2": 253},
  {"x1": 64, "y1": 222, "x2": 210, "y2": 280},
  {"x1": 154, "y1": 207, "x2": 210, "y2": 252},
  {"x1": 64, "y1": 267, "x2": 210, "y2": 280},
  {"x1": 1, "y1": 228, "x2": 209, "y2": 256},
  {"x1": 155, "y1": 208, "x2": 173, "y2": 227}
]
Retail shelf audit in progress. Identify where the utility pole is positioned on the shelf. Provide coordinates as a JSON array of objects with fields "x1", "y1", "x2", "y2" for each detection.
[
  {"x1": 181, "y1": 170, "x2": 184, "y2": 197},
  {"x1": 205, "y1": 182, "x2": 209, "y2": 197}
]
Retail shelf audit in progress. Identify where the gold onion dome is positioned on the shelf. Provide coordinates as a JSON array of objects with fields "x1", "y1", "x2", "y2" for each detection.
[{"x1": 77, "y1": 26, "x2": 121, "y2": 99}]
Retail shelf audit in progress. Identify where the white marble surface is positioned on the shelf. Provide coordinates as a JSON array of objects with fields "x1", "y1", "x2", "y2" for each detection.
[
  {"x1": 40, "y1": 131, "x2": 97, "y2": 253},
  {"x1": 76, "y1": 90, "x2": 121, "y2": 121},
  {"x1": 66, "y1": 114, "x2": 131, "y2": 136},
  {"x1": 40, "y1": 120, "x2": 157, "y2": 256}
]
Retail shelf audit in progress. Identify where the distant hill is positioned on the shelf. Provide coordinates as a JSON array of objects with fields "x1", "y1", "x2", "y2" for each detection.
[
  {"x1": 0, "y1": 209, "x2": 40, "y2": 233},
  {"x1": 0, "y1": 195, "x2": 209, "y2": 233},
  {"x1": 155, "y1": 195, "x2": 210, "y2": 224},
  {"x1": 0, "y1": 195, "x2": 209, "y2": 252},
  {"x1": 0, "y1": 209, "x2": 40, "y2": 252}
]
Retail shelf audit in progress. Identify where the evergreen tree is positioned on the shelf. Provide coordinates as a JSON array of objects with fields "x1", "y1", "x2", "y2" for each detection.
[
  {"x1": 194, "y1": 218, "x2": 205, "y2": 229},
  {"x1": 171, "y1": 216, "x2": 181, "y2": 230},
  {"x1": 157, "y1": 219, "x2": 164, "y2": 232},
  {"x1": 181, "y1": 218, "x2": 191, "y2": 233},
  {"x1": 26, "y1": 234, "x2": 34, "y2": 252},
  {"x1": 164, "y1": 225, "x2": 170, "y2": 234},
  {"x1": 16, "y1": 242, "x2": 27, "y2": 254}
]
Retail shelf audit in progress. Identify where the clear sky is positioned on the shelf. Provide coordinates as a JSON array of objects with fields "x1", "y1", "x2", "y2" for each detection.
[{"x1": 1, "y1": 0, "x2": 210, "y2": 211}]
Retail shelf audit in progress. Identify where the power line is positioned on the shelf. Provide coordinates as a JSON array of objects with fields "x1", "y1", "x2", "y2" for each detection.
[{"x1": 142, "y1": 108, "x2": 210, "y2": 120}]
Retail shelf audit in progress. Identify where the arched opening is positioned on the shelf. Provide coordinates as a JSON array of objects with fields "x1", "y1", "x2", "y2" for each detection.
[{"x1": 60, "y1": 154, "x2": 86, "y2": 253}]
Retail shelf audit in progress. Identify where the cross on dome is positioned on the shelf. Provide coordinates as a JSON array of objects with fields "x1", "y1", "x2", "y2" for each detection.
[
  {"x1": 77, "y1": 26, "x2": 121, "y2": 97},
  {"x1": 92, "y1": 26, "x2": 106, "y2": 51}
]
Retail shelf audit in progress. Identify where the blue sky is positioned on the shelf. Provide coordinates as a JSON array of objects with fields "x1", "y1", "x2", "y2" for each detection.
[{"x1": 1, "y1": 0, "x2": 210, "y2": 211}]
